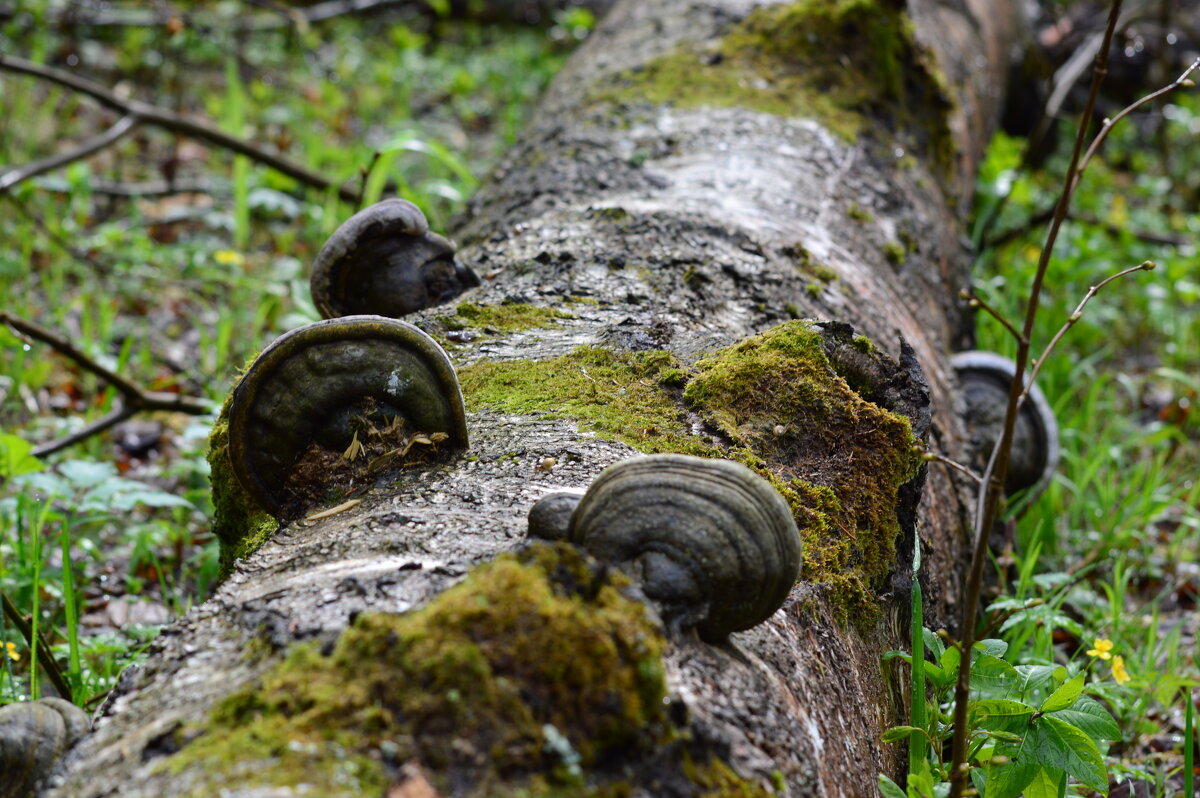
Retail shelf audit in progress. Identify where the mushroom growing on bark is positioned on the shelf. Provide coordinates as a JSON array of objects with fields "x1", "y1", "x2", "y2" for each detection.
[
  {"x1": 310, "y1": 198, "x2": 480, "y2": 319},
  {"x1": 226, "y1": 315, "x2": 469, "y2": 516},
  {"x1": 951, "y1": 350, "x2": 1059, "y2": 502},
  {"x1": 529, "y1": 454, "x2": 802, "y2": 641}
]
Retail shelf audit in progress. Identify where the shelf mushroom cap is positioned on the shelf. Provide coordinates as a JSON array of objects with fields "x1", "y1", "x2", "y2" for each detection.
[
  {"x1": 950, "y1": 350, "x2": 1060, "y2": 503},
  {"x1": 310, "y1": 198, "x2": 479, "y2": 319},
  {"x1": 226, "y1": 315, "x2": 468, "y2": 514}
]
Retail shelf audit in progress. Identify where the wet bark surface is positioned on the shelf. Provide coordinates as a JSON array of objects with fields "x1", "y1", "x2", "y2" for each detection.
[{"x1": 48, "y1": 0, "x2": 1020, "y2": 795}]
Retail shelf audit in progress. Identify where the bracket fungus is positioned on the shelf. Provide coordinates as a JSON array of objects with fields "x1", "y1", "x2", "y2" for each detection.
[
  {"x1": 0, "y1": 698, "x2": 90, "y2": 798},
  {"x1": 225, "y1": 316, "x2": 468, "y2": 517},
  {"x1": 310, "y1": 198, "x2": 480, "y2": 319},
  {"x1": 528, "y1": 454, "x2": 802, "y2": 641},
  {"x1": 951, "y1": 350, "x2": 1059, "y2": 502}
]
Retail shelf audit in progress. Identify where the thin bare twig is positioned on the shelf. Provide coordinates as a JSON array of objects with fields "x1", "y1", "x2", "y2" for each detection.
[
  {"x1": 1, "y1": 589, "x2": 73, "y2": 701},
  {"x1": 961, "y1": 290, "x2": 1025, "y2": 344},
  {"x1": 1021, "y1": 261, "x2": 1155, "y2": 402},
  {"x1": 0, "y1": 312, "x2": 212, "y2": 458},
  {"x1": 0, "y1": 54, "x2": 361, "y2": 203},
  {"x1": 34, "y1": 176, "x2": 226, "y2": 198},
  {"x1": 0, "y1": 114, "x2": 139, "y2": 193},
  {"x1": 922, "y1": 450, "x2": 983, "y2": 485},
  {"x1": 1074, "y1": 57, "x2": 1200, "y2": 185},
  {"x1": 986, "y1": 206, "x2": 1192, "y2": 250},
  {"x1": 947, "y1": 2, "x2": 1125, "y2": 795}
]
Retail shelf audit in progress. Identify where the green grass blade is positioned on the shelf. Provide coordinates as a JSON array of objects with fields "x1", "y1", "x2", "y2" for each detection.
[
  {"x1": 1186, "y1": 692, "x2": 1194, "y2": 798},
  {"x1": 909, "y1": 540, "x2": 928, "y2": 783},
  {"x1": 61, "y1": 516, "x2": 81, "y2": 695}
]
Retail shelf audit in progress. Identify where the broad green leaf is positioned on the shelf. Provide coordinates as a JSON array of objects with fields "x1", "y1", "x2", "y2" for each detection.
[
  {"x1": 59, "y1": 459, "x2": 117, "y2": 488},
  {"x1": 970, "y1": 655, "x2": 1020, "y2": 699},
  {"x1": 941, "y1": 645, "x2": 960, "y2": 674},
  {"x1": 883, "y1": 650, "x2": 913, "y2": 665},
  {"x1": 1027, "y1": 715, "x2": 1107, "y2": 791},
  {"x1": 878, "y1": 775, "x2": 906, "y2": 798},
  {"x1": 1041, "y1": 673, "x2": 1085, "y2": 713},
  {"x1": 924, "y1": 662, "x2": 953, "y2": 691},
  {"x1": 974, "y1": 638, "x2": 1009, "y2": 660},
  {"x1": 1022, "y1": 766, "x2": 1066, "y2": 798},
  {"x1": 972, "y1": 699, "x2": 1036, "y2": 717},
  {"x1": 984, "y1": 757, "x2": 1038, "y2": 798},
  {"x1": 0, "y1": 432, "x2": 44, "y2": 479},
  {"x1": 1014, "y1": 664, "x2": 1065, "y2": 705},
  {"x1": 1048, "y1": 696, "x2": 1120, "y2": 741}
]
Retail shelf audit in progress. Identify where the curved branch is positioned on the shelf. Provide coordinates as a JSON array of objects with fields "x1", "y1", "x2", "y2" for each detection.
[
  {"x1": 0, "y1": 312, "x2": 213, "y2": 458},
  {"x1": 0, "y1": 54, "x2": 361, "y2": 203},
  {"x1": 0, "y1": 114, "x2": 139, "y2": 193}
]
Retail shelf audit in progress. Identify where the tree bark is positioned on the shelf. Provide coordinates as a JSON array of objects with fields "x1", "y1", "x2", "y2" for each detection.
[{"x1": 47, "y1": 1, "x2": 1021, "y2": 795}]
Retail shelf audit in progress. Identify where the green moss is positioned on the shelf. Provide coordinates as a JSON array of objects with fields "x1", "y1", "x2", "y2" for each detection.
[
  {"x1": 596, "y1": 0, "x2": 955, "y2": 164},
  {"x1": 851, "y1": 334, "x2": 877, "y2": 354},
  {"x1": 883, "y1": 241, "x2": 907, "y2": 265},
  {"x1": 846, "y1": 202, "x2": 873, "y2": 222},
  {"x1": 682, "y1": 322, "x2": 920, "y2": 621},
  {"x1": 444, "y1": 301, "x2": 574, "y2": 334},
  {"x1": 687, "y1": 757, "x2": 776, "y2": 797},
  {"x1": 784, "y1": 303, "x2": 802, "y2": 319},
  {"x1": 460, "y1": 347, "x2": 710, "y2": 456},
  {"x1": 208, "y1": 391, "x2": 278, "y2": 578},
  {"x1": 166, "y1": 545, "x2": 671, "y2": 796}
]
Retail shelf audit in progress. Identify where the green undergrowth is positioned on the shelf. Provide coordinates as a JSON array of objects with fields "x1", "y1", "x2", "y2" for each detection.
[
  {"x1": 597, "y1": 0, "x2": 953, "y2": 168},
  {"x1": 165, "y1": 544, "x2": 769, "y2": 797},
  {"x1": 442, "y1": 301, "x2": 575, "y2": 334},
  {"x1": 682, "y1": 323, "x2": 921, "y2": 622},
  {"x1": 459, "y1": 347, "x2": 709, "y2": 455}
]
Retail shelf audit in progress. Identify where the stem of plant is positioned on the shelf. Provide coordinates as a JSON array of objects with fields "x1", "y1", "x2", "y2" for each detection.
[{"x1": 945, "y1": 2, "x2": 1124, "y2": 795}]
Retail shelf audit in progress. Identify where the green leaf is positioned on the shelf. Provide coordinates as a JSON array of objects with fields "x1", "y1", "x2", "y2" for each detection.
[
  {"x1": 1041, "y1": 673, "x2": 1085, "y2": 713},
  {"x1": 0, "y1": 432, "x2": 44, "y2": 479},
  {"x1": 970, "y1": 655, "x2": 1020, "y2": 699},
  {"x1": 984, "y1": 757, "x2": 1038, "y2": 798},
  {"x1": 923, "y1": 627, "x2": 945, "y2": 659},
  {"x1": 1027, "y1": 715, "x2": 1108, "y2": 791},
  {"x1": 1048, "y1": 696, "x2": 1120, "y2": 742},
  {"x1": 972, "y1": 699, "x2": 1037, "y2": 718},
  {"x1": 883, "y1": 650, "x2": 913, "y2": 665},
  {"x1": 882, "y1": 725, "x2": 925, "y2": 742},
  {"x1": 878, "y1": 774, "x2": 906, "y2": 798},
  {"x1": 1022, "y1": 766, "x2": 1066, "y2": 798},
  {"x1": 974, "y1": 638, "x2": 1009, "y2": 659}
]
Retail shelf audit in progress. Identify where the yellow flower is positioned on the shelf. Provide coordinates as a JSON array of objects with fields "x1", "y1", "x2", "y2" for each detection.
[
  {"x1": 1111, "y1": 656, "x2": 1130, "y2": 685},
  {"x1": 4, "y1": 642, "x2": 18, "y2": 662},
  {"x1": 214, "y1": 250, "x2": 245, "y2": 267},
  {"x1": 1086, "y1": 638, "x2": 1114, "y2": 661}
]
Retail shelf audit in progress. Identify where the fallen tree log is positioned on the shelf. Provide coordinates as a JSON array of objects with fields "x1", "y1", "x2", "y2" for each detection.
[{"x1": 47, "y1": 0, "x2": 1022, "y2": 795}]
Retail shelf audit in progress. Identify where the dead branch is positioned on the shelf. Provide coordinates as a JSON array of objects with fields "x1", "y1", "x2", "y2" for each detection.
[
  {"x1": 0, "y1": 312, "x2": 212, "y2": 458},
  {"x1": 0, "y1": 114, "x2": 139, "y2": 193},
  {"x1": 0, "y1": 54, "x2": 361, "y2": 203}
]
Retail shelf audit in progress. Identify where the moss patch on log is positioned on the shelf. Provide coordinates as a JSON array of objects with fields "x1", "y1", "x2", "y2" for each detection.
[
  {"x1": 682, "y1": 322, "x2": 921, "y2": 621},
  {"x1": 460, "y1": 347, "x2": 710, "y2": 455},
  {"x1": 208, "y1": 392, "x2": 278, "y2": 578},
  {"x1": 441, "y1": 301, "x2": 574, "y2": 334},
  {"x1": 598, "y1": 0, "x2": 954, "y2": 168},
  {"x1": 162, "y1": 544, "x2": 770, "y2": 796}
]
